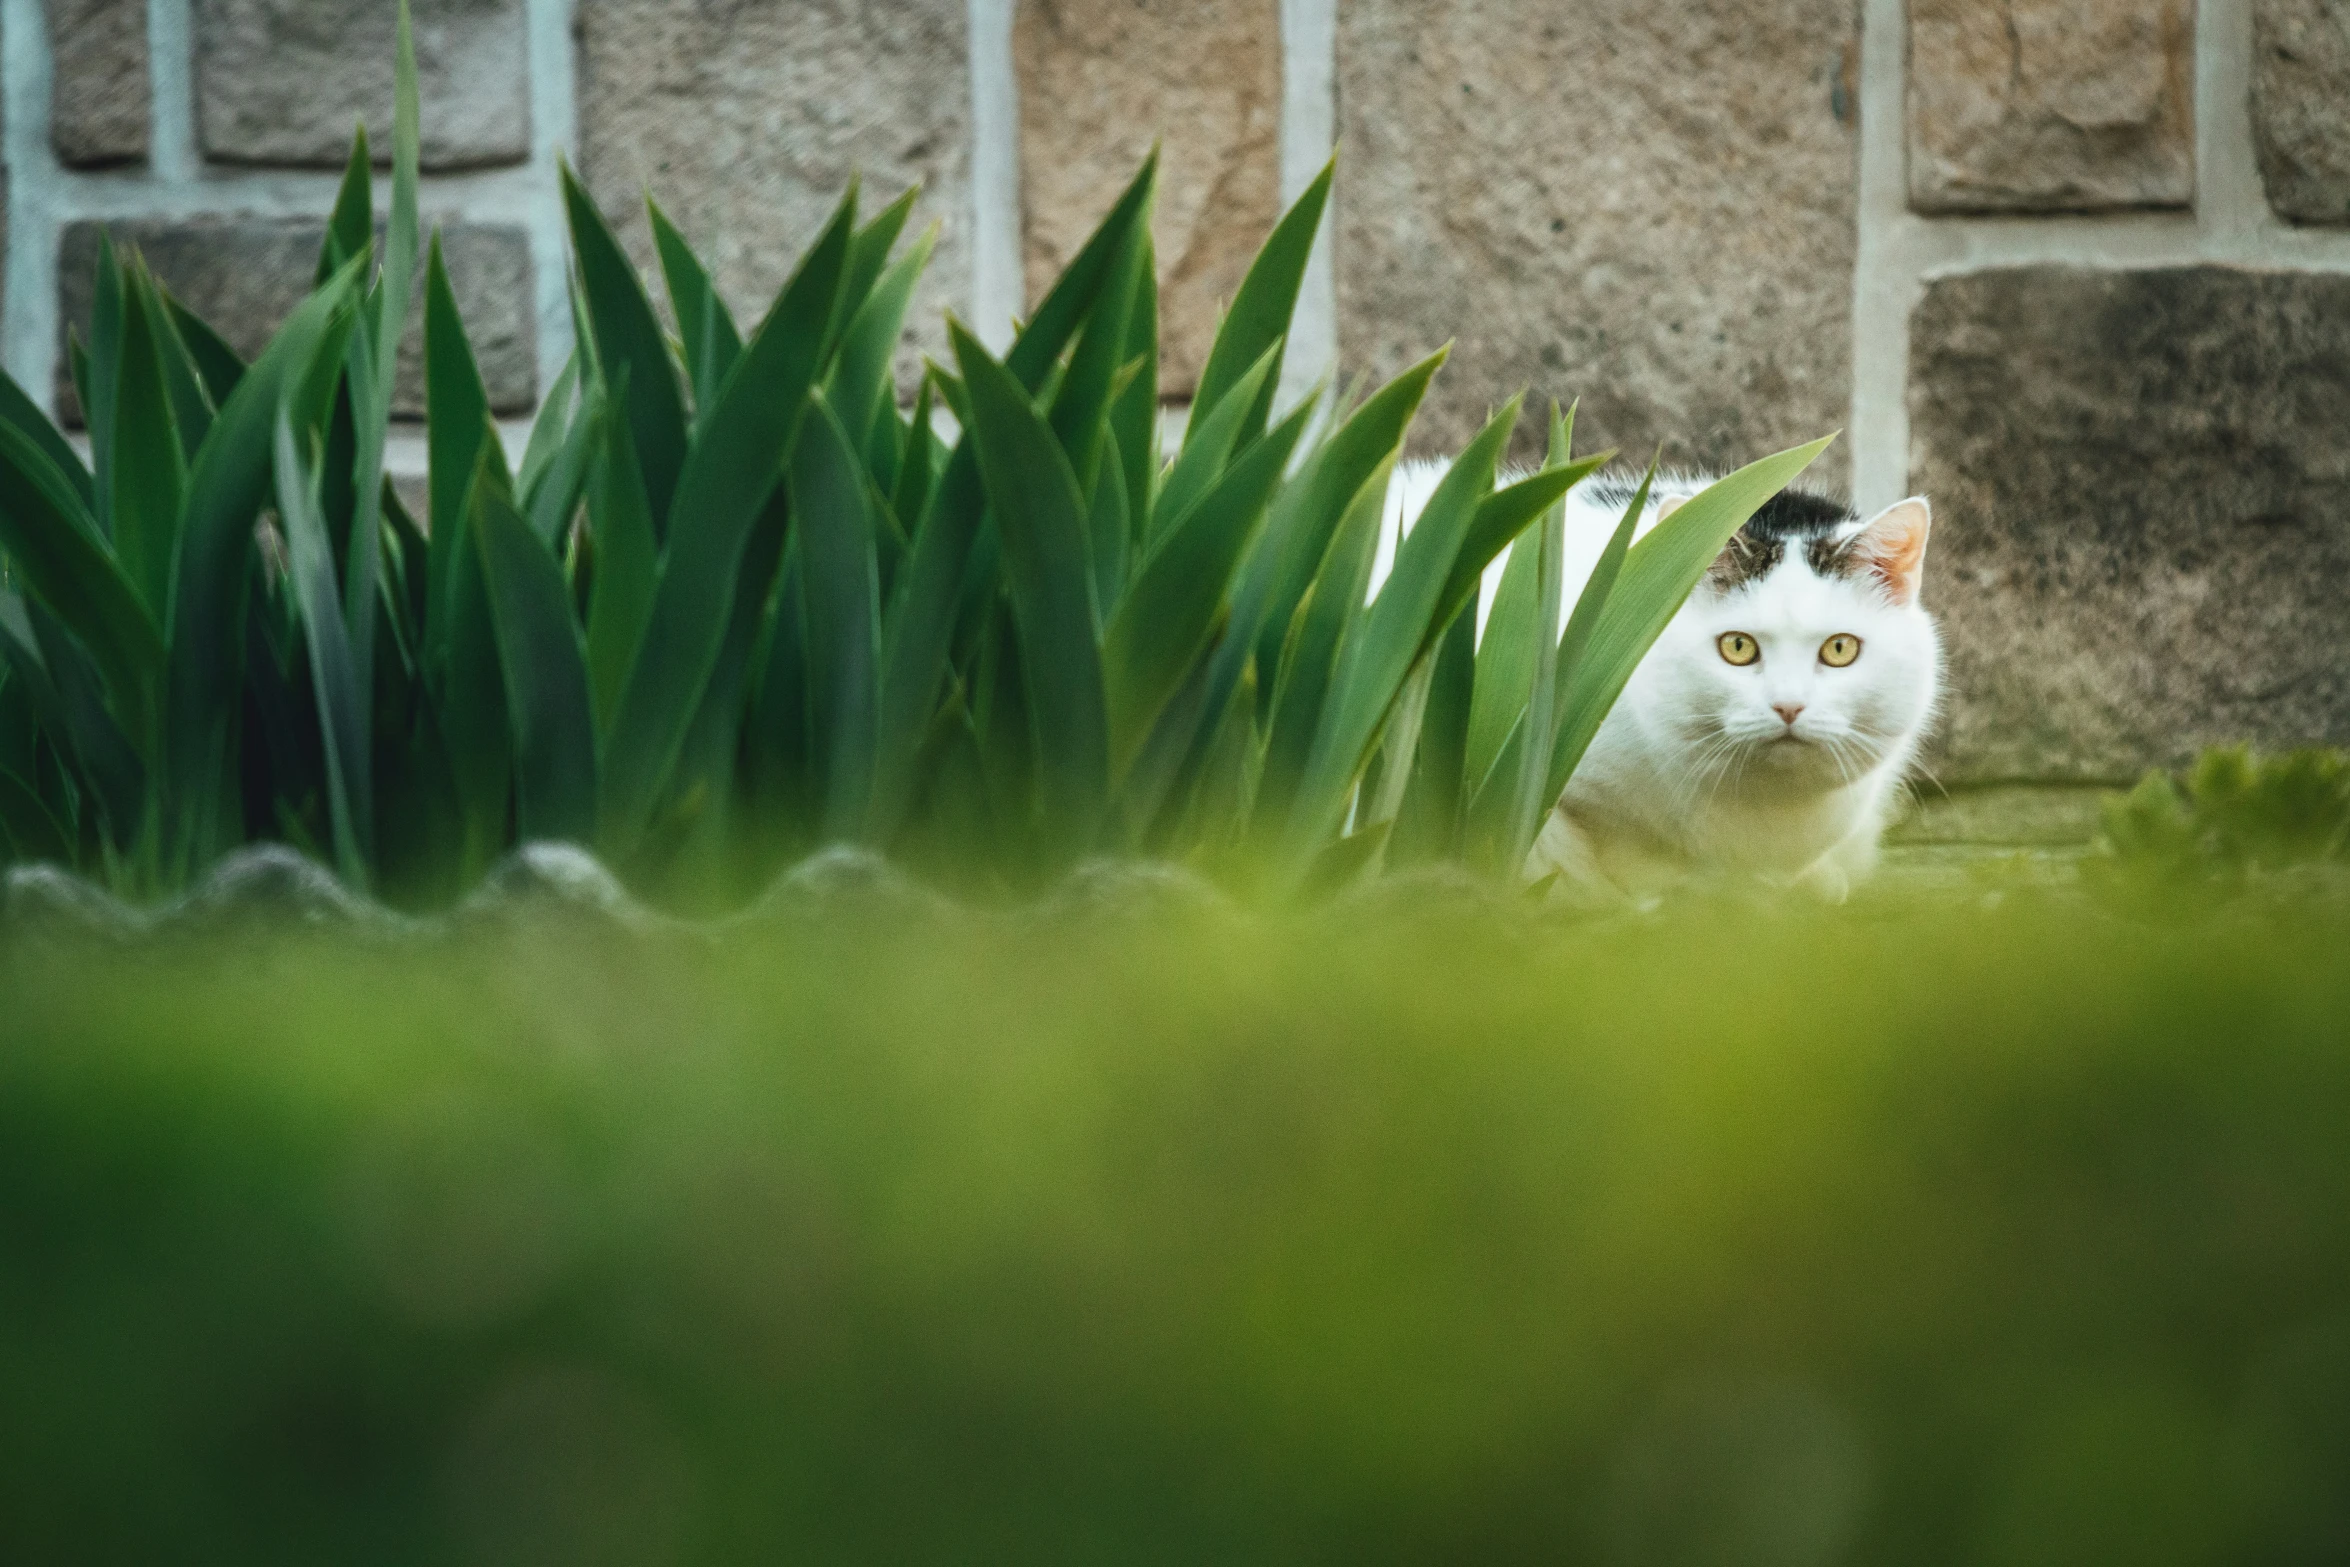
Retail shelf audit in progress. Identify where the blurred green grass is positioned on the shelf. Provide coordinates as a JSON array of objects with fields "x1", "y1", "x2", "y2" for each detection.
[{"x1": 4, "y1": 897, "x2": 2349, "y2": 1564}]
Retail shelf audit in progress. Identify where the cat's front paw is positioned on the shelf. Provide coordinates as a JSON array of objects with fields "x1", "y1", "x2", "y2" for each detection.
[{"x1": 1794, "y1": 857, "x2": 1853, "y2": 904}]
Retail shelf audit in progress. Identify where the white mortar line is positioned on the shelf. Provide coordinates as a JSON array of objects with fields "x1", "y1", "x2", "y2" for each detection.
[
  {"x1": 1277, "y1": 0, "x2": 1337, "y2": 413},
  {"x1": 147, "y1": 0, "x2": 197, "y2": 181},
  {"x1": 2196, "y1": 0, "x2": 2267, "y2": 244},
  {"x1": 966, "y1": 0, "x2": 1022, "y2": 352},
  {"x1": 522, "y1": 0, "x2": 577, "y2": 399},
  {"x1": 39, "y1": 164, "x2": 563, "y2": 223},
  {"x1": 1848, "y1": 0, "x2": 1914, "y2": 512},
  {"x1": 3, "y1": 0, "x2": 62, "y2": 402}
]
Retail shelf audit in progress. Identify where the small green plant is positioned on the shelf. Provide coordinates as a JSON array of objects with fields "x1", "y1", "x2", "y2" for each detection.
[
  {"x1": 2087, "y1": 745, "x2": 2350, "y2": 904},
  {"x1": 0, "y1": 4, "x2": 1827, "y2": 909}
]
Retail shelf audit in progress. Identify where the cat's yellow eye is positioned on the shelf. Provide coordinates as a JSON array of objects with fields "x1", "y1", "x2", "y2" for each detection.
[
  {"x1": 1820, "y1": 634, "x2": 1862, "y2": 668},
  {"x1": 1717, "y1": 632, "x2": 1760, "y2": 667}
]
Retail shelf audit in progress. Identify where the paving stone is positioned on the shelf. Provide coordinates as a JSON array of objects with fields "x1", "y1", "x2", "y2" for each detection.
[
  {"x1": 46, "y1": 0, "x2": 150, "y2": 167},
  {"x1": 1908, "y1": 0, "x2": 2196, "y2": 213},
  {"x1": 1015, "y1": 0, "x2": 1281, "y2": 398},
  {"x1": 194, "y1": 0, "x2": 529, "y2": 170},
  {"x1": 57, "y1": 219, "x2": 536, "y2": 422},
  {"x1": 1910, "y1": 266, "x2": 2350, "y2": 783},
  {"x1": 576, "y1": 0, "x2": 971, "y2": 390},
  {"x1": 2252, "y1": 0, "x2": 2350, "y2": 222},
  {"x1": 1337, "y1": 0, "x2": 1859, "y2": 482}
]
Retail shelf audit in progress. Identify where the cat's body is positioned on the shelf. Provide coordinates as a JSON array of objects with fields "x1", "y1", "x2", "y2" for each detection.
[{"x1": 1377, "y1": 464, "x2": 1942, "y2": 904}]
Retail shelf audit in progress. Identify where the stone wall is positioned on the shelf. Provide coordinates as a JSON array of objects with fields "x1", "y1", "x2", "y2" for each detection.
[{"x1": 2, "y1": 0, "x2": 2347, "y2": 837}]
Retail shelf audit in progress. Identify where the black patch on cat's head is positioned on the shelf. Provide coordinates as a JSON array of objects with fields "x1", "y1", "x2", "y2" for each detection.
[{"x1": 1706, "y1": 489, "x2": 1860, "y2": 593}]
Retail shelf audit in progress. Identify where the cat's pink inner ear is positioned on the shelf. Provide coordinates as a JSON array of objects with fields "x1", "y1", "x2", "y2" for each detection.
[{"x1": 1855, "y1": 497, "x2": 1931, "y2": 605}]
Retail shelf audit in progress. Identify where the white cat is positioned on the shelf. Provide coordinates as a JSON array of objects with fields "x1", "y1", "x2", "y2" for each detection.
[{"x1": 1377, "y1": 465, "x2": 1942, "y2": 904}]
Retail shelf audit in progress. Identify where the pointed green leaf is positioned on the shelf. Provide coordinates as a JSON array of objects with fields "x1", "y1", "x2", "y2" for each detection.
[
  {"x1": 143, "y1": 279, "x2": 217, "y2": 464},
  {"x1": 1112, "y1": 231, "x2": 1159, "y2": 542},
  {"x1": 471, "y1": 458, "x2": 598, "y2": 844},
  {"x1": 1087, "y1": 426, "x2": 1131, "y2": 619},
  {"x1": 1255, "y1": 456, "x2": 1393, "y2": 841},
  {"x1": 318, "y1": 126, "x2": 373, "y2": 284},
  {"x1": 1190, "y1": 157, "x2": 1331, "y2": 446},
  {"x1": 514, "y1": 353, "x2": 580, "y2": 503},
  {"x1": 1465, "y1": 507, "x2": 1552, "y2": 795},
  {"x1": 951, "y1": 319, "x2": 1108, "y2": 842},
  {"x1": 1280, "y1": 398, "x2": 1525, "y2": 866},
  {"x1": 107, "y1": 266, "x2": 190, "y2": 620},
  {"x1": 1103, "y1": 394, "x2": 1313, "y2": 780},
  {"x1": 650, "y1": 200, "x2": 742, "y2": 417},
  {"x1": 598, "y1": 190, "x2": 851, "y2": 854},
  {"x1": 85, "y1": 234, "x2": 125, "y2": 537},
  {"x1": 524, "y1": 379, "x2": 603, "y2": 548},
  {"x1": 791, "y1": 394, "x2": 882, "y2": 842},
  {"x1": 1502, "y1": 402, "x2": 1577, "y2": 865},
  {"x1": 564, "y1": 161, "x2": 690, "y2": 531},
  {"x1": 1433, "y1": 454, "x2": 1608, "y2": 660},
  {"x1": 0, "y1": 421, "x2": 161, "y2": 740},
  {"x1": 1155, "y1": 340, "x2": 1279, "y2": 534},
  {"x1": 163, "y1": 293, "x2": 247, "y2": 409},
  {"x1": 1046, "y1": 204, "x2": 1146, "y2": 490},
  {"x1": 829, "y1": 221, "x2": 936, "y2": 454},
  {"x1": 1243, "y1": 349, "x2": 1446, "y2": 706},
  {"x1": 423, "y1": 234, "x2": 507, "y2": 658},
  {"x1": 0, "y1": 369, "x2": 94, "y2": 514},
  {"x1": 162, "y1": 256, "x2": 367, "y2": 869},
  {"x1": 0, "y1": 591, "x2": 144, "y2": 845},
  {"x1": 273, "y1": 400, "x2": 372, "y2": 885},
  {"x1": 584, "y1": 366, "x2": 658, "y2": 732},
  {"x1": 890, "y1": 378, "x2": 939, "y2": 539},
  {"x1": 1007, "y1": 151, "x2": 1157, "y2": 390}
]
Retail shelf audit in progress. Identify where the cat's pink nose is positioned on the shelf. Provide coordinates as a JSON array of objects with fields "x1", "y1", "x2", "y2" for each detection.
[{"x1": 1773, "y1": 703, "x2": 1805, "y2": 727}]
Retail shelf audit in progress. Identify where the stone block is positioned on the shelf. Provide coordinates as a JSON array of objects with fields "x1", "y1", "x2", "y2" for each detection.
[
  {"x1": 194, "y1": 0, "x2": 529, "y2": 170},
  {"x1": 2252, "y1": 0, "x2": 2350, "y2": 222},
  {"x1": 1337, "y1": 0, "x2": 1858, "y2": 483},
  {"x1": 57, "y1": 220, "x2": 536, "y2": 422},
  {"x1": 576, "y1": 0, "x2": 971, "y2": 390},
  {"x1": 1907, "y1": 0, "x2": 2196, "y2": 213},
  {"x1": 1015, "y1": 0, "x2": 1281, "y2": 398},
  {"x1": 1910, "y1": 266, "x2": 2350, "y2": 783},
  {"x1": 46, "y1": 0, "x2": 150, "y2": 167}
]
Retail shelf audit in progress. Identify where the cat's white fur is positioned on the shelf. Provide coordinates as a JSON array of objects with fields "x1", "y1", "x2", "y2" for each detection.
[{"x1": 1375, "y1": 463, "x2": 1942, "y2": 904}]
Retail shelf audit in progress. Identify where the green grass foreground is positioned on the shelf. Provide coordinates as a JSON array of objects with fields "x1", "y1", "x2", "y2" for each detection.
[{"x1": 4, "y1": 898, "x2": 2349, "y2": 1563}]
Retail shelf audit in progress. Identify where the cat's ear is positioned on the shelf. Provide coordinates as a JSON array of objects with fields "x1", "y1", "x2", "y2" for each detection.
[
  {"x1": 1657, "y1": 495, "x2": 1689, "y2": 521},
  {"x1": 1850, "y1": 497, "x2": 1931, "y2": 606}
]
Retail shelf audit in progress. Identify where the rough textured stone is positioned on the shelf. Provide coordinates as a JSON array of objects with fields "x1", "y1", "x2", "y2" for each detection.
[
  {"x1": 194, "y1": 0, "x2": 529, "y2": 170},
  {"x1": 1338, "y1": 0, "x2": 1859, "y2": 482},
  {"x1": 577, "y1": 0, "x2": 971, "y2": 388},
  {"x1": 1907, "y1": 0, "x2": 2196, "y2": 213},
  {"x1": 741, "y1": 846, "x2": 955, "y2": 926},
  {"x1": 2, "y1": 864, "x2": 145, "y2": 941},
  {"x1": 46, "y1": 0, "x2": 150, "y2": 167},
  {"x1": 1910, "y1": 266, "x2": 2350, "y2": 783},
  {"x1": 164, "y1": 844, "x2": 394, "y2": 930},
  {"x1": 460, "y1": 844, "x2": 663, "y2": 931},
  {"x1": 57, "y1": 219, "x2": 536, "y2": 421},
  {"x1": 2252, "y1": 0, "x2": 2350, "y2": 222},
  {"x1": 1016, "y1": 0, "x2": 1281, "y2": 397}
]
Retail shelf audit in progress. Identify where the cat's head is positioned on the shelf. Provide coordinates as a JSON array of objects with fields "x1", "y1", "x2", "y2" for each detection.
[{"x1": 1645, "y1": 489, "x2": 1941, "y2": 796}]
